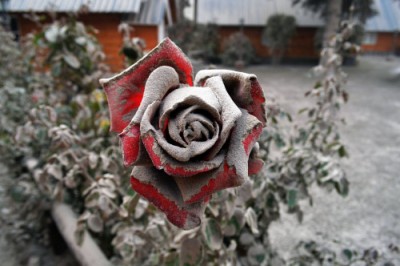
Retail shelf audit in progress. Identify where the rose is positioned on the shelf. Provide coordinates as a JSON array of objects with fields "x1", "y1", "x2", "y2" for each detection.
[{"x1": 100, "y1": 39, "x2": 266, "y2": 229}]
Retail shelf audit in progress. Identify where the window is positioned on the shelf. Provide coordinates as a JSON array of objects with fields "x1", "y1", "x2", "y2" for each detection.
[{"x1": 363, "y1": 32, "x2": 377, "y2": 45}]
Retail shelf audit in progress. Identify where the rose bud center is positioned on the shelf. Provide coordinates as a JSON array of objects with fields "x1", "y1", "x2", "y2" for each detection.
[{"x1": 153, "y1": 87, "x2": 222, "y2": 162}]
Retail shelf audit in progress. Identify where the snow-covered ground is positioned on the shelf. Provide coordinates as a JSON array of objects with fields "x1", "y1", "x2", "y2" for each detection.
[
  {"x1": 1, "y1": 55, "x2": 399, "y2": 265},
  {"x1": 247, "y1": 55, "x2": 400, "y2": 262}
]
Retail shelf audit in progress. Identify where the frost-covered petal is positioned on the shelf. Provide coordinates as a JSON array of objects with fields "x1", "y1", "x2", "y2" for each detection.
[
  {"x1": 226, "y1": 109, "x2": 263, "y2": 181},
  {"x1": 173, "y1": 162, "x2": 242, "y2": 204},
  {"x1": 131, "y1": 66, "x2": 180, "y2": 124},
  {"x1": 194, "y1": 70, "x2": 266, "y2": 126},
  {"x1": 173, "y1": 111, "x2": 262, "y2": 204},
  {"x1": 119, "y1": 124, "x2": 141, "y2": 166},
  {"x1": 141, "y1": 88, "x2": 222, "y2": 162},
  {"x1": 158, "y1": 87, "x2": 221, "y2": 129},
  {"x1": 168, "y1": 109, "x2": 217, "y2": 147},
  {"x1": 117, "y1": 66, "x2": 180, "y2": 167},
  {"x1": 130, "y1": 166, "x2": 209, "y2": 229},
  {"x1": 203, "y1": 76, "x2": 242, "y2": 159},
  {"x1": 248, "y1": 142, "x2": 264, "y2": 175},
  {"x1": 100, "y1": 38, "x2": 193, "y2": 133},
  {"x1": 141, "y1": 101, "x2": 225, "y2": 176},
  {"x1": 119, "y1": 124, "x2": 151, "y2": 167},
  {"x1": 142, "y1": 131, "x2": 226, "y2": 177},
  {"x1": 248, "y1": 158, "x2": 264, "y2": 176}
]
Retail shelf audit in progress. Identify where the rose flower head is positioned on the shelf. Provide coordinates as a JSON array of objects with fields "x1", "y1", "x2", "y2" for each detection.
[{"x1": 100, "y1": 38, "x2": 266, "y2": 230}]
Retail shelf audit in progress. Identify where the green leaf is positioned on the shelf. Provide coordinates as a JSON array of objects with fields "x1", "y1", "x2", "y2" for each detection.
[
  {"x1": 33, "y1": 32, "x2": 45, "y2": 46},
  {"x1": 335, "y1": 177, "x2": 349, "y2": 197},
  {"x1": 298, "y1": 107, "x2": 308, "y2": 114},
  {"x1": 10, "y1": 184, "x2": 30, "y2": 202},
  {"x1": 314, "y1": 81, "x2": 322, "y2": 89},
  {"x1": 287, "y1": 189, "x2": 297, "y2": 209},
  {"x1": 342, "y1": 249, "x2": 353, "y2": 261},
  {"x1": 308, "y1": 108, "x2": 315, "y2": 118},
  {"x1": 338, "y1": 145, "x2": 348, "y2": 157},
  {"x1": 247, "y1": 244, "x2": 267, "y2": 264},
  {"x1": 286, "y1": 113, "x2": 293, "y2": 122},
  {"x1": 274, "y1": 134, "x2": 285, "y2": 148}
]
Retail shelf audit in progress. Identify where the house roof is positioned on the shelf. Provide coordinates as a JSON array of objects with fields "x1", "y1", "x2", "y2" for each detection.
[
  {"x1": 4, "y1": 0, "x2": 172, "y2": 25},
  {"x1": 196, "y1": 0, "x2": 323, "y2": 27},
  {"x1": 194, "y1": 0, "x2": 400, "y2": 32},
  {"x1": 365, "y1": 0, "x2": 400, "y2": 32},
  {"x1": 134, "y1": 0, "x2": 171, "y2": 24},
  {"x1": 6, "y1": 0, "x2": 142, "y2": 13}
]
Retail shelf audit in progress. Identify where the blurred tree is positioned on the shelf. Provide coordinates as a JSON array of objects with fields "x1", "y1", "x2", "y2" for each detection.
[
  {"x1": 292, "y1": 0, "x2": 377, "y2": 47},
  {"x1": 262, "y1": 14, "x2": 297, "y2": 64},
  {"x1": 0, "y1": 0, "x2": 10, "y2": 29},
  {"x1": 174, "y1": 0, "x2": 190, "y2": 22}
]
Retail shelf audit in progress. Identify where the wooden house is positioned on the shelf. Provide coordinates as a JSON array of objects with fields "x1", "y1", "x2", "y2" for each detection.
[
  {"x1": 193, "y1": 0, "x2": 400, "y2": 61},
  {"x1": 6, "y1": 0, "x2": 177, "y2": 71}
]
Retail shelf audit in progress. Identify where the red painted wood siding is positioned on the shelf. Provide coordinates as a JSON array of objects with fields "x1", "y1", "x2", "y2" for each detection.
[
  {"x1": 218, "y1": 26, "x2": 320, "y2": 59},
  {"x1": 362, "y1": 32, "x2": 398, "y2": 53},
  {"x1": 14, "y1": 13, "x2": 159, "y2": 72}
]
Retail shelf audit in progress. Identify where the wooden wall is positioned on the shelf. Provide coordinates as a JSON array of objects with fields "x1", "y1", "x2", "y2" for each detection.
[
  {"x1": 13, "y1": 13, "x2": 159, "y2": 72},
  {"x1": 218, "y1": 26, "x2": 320, "y2": 60},
  {"x1": 130, "y1": 24, "x2": 159, "y2": 54},
  {"x1": 81, "y1": 14, "x2": 125, "y2": 71},
  {"x1": 218, "y1": 27, "x2": 400, "y2": 60},
  {"x1": 362, "y1": 32, "x2": 398, "y2": 54}
]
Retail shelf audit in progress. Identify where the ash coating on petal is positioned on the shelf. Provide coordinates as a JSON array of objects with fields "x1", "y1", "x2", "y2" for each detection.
[{"x1": 101, "y1": 38, "x2": 267, "y2": 230}]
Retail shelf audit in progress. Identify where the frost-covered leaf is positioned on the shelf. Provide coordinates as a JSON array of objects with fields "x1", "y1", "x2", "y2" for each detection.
[
  {"x1": 74, "y1": 222, "x2": 86, "y2": 246},
  {"x1": 239, "y1": 232, "x2": 255, "y2": 246},
  {"x1": 180, "y1": 238, "x2": 203, "y2": 266},
  {"x1": 87, "y1": 213, "x2": 103, "y2": 233},
  {"x1": 46, "y1": 164, "x2": 63, "y2": 180},
  {"x1": 44, "y1": 24, "x2": 59, "y2": 43},
  {"x1": 88, "y1": 152, "x2": 98, "y2": 169},
  {"x1": 63, "y1": 52, "x2": 80, "y2": 69},
  {"x1": 245, "y1": 208, "x2": 259, "y2": 234},
  {"x1": 247, "y1": 244, "x2": 267, "y2": 265},
  {"x1": 287, "y1": 189, "x2": 297, "y2": 209},
  {"x1": 134, "y1": 198, "x2": 148, "y2": 219},
  {"x1": 224, "y1": 208, "x2": 245, "y2": 237},
  {"x1": 202, "y1": 218, "x2": 222, "y2": 251},
  {"x1": 75, "y1": 36, "x2": 86, "y2": 45}
]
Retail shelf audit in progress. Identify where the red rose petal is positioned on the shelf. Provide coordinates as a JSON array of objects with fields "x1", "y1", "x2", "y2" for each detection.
[
  {"x1": 131, "y1": 177, "x2": 200, "y2": 229},
  {"x1": 142, "y1": 134, "x2": 163, "y2": 169},
  {"x1": 248, "y1": 158, "x2": 264, "y2": 175},
  {"x1": 183, "y1": 162, "x2": 241, "y2": 204},
  {"x1": 242, "y1": 124, "x2": 263, "y2": 156},
  {"x1": 249, "y1": 78, "x2": 267, "y2": 126},
  {"x1": 164, "y1": 164, "x2": 211, "y2": 177},
  {"x1": 224, "y1": 109, "x2": 263, "y2": 185},
  {"x1": 100, "y1": 38, "x2": 193, "y2": 133},
  {"x1": 142, "y1": 132, "x2": 224, "y2": 177},
  {"x1": 194, "y1": 70, "x2": 266, "y2": 126},
  {"x1": 130, "y1": 166, "x2": 207, "y2": 229},
  {"x1": 119, "y1": 124, "x2": 141, "y2": 167}
]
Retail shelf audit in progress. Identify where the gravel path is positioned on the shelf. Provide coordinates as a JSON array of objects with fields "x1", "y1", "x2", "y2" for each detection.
[{"x1": 247, "y1": 56, "x2": 400, "y2": 261}]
